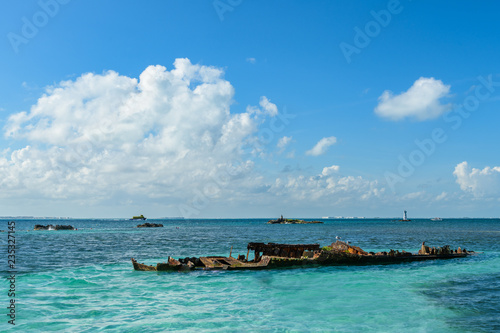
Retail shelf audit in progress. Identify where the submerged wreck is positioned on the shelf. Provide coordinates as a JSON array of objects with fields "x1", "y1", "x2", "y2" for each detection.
[
  {"x1": 267, "y1": 215, "x2": 323, "y2": 224},
  {"x1": 34, "y1": 224, "x2": 75, "y2": 231},
  {"x1": 131, "y1": 241, "x2": 474, "y2": 272}
]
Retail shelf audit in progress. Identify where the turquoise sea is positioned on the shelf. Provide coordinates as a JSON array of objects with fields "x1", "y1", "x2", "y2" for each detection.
[{"x1": 1, "y1": 218, "x2": 500, "y2": 332}]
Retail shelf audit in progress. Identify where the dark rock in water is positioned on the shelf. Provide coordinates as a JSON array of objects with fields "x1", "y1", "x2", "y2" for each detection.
[
  {"x1": 34, "y1": 224, "x2": 76, "y2": 231},
  {"x1": 55, "y1": 225, "x2": 75, "y2": 230},
  {"x1": 137, "y1": 223, "x2": 163, "y2": 228}
]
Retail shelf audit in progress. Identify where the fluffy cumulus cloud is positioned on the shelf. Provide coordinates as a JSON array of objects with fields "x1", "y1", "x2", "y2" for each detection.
[
  {"x1": 259, "y1": 96, "x2": 278, "y2": 117},
  {"x1": 246, "y1": 96, "x2": 278, "y2": 117},
  {"x1": 1, "y1": 59, "x2": 280, "y2": 210},
  {"x1": 453, "y1": 161, "x2": 500, "y2": 198},
  {"x1": 2, "y1": 59, "x2": 434, "y2": 216},
  {"x1": 321, "y1": 165, "x2": 340, "y2": 176},
  {"x1": 374, "y1": 77, "x2": 451, "y2": 121},
  {"x1": 306, "y1": 136, "x2": 337, "y2": 156}
]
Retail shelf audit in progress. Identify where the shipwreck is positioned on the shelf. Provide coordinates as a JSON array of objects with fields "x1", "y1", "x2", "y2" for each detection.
[
  {"x1": 267, "y1": 215, "x2": 323, "y2": 224},
  {"x1": 131, "y1": 241, "x2": 474, "y2": 272}
]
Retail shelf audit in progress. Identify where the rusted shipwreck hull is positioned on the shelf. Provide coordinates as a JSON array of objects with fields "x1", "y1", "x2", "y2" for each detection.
[{"x1": 131, "y1": 241, "x2": 473, "y2": 272}]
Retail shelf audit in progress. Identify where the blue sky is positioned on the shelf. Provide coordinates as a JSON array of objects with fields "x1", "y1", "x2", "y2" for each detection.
[{"x1": 1, "y1": 0, "x2": 500, "y2": 218}]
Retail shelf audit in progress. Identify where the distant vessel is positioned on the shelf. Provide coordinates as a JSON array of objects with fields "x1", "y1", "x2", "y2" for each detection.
[
  {"x1": 131, "y1": 215, "x2": 146, "y2": 220},
  {"x1": 399, "y1": 210, "x2": 411, "y2": 222},
  {"x1": 430, "y1": 217, "x2": 443, "y2": 221}
]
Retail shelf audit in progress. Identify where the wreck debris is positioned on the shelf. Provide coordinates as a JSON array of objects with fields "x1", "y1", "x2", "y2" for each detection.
[
  {"x1": 247, "y1": 242, "x2": 320, "y2": 261},
  {"x1": 417, "y1": 242, "x2": 466, "y2": 255}
]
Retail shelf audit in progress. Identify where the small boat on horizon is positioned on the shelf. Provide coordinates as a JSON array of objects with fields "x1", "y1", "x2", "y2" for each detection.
[
  {"x1": 430, "y1": 217, "x2": 443, "y2": 221},
  {"x1": 130, "y1": 215, "x2": 146, "y2": 221}
]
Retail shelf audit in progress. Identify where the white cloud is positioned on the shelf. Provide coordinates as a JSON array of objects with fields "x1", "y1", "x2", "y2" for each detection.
[
  {"x1": 271, "y1": 168, "x2": 384, "y2": 203},
  {"x1": 277, "y1": 136, "x2": 292, "y2": 148},
  {"x1": 0, "y1": 59, "x2": 277, "y2": 209},
  {"x1": 321, "y1": 165, "x2": 340, "y2": 176},
  {"x1": 306, "y1": 136, "x2": 337, "y2": 156},
  {"x1": 453, "y1": 161, "x2": 500, "y2": 198},
  {"x1": 259, "y1": 96, "x2": 278, "y2": 117},
  {"x1": 374, "y1": 77, "x2": 451, "y2": 121},
  {"x1": 435, "y1": 191, "x2": 448, "y2": 201},
  {"x1": 245, "y1": 96, "x2": 278, "y2": 117},
  {"x1": 246, "y1": 57, "x2": 256, "y2": 64},
  {"x1": 401, "y1": 191, "x2": 426, "y2": 200}
]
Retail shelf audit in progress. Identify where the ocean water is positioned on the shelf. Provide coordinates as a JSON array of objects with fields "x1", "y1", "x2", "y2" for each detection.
[{"x1": 1, "y1": 218, "x2": 499, "y2": 332}]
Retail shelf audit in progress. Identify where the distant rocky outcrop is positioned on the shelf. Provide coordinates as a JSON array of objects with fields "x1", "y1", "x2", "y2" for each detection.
[
  {"x1": 267, "y1": 215, "x2": 323, "y2": 224},
  {"x1": 34, "y1": 224, "x2": 75, "y2": 231},
  {"x1": 137, "y1": 223, "x2": 163, "y2": 228}
]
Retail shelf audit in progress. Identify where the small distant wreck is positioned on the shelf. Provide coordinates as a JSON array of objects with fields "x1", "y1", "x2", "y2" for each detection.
[
  {"x1": 267, "y1": 215, "x2": 323, "y2": 224},
  {"x1": 137, "y1": 222, "x2": 163, "y2": 228},
  {"x1": 131, "y1": 240, "x2": 473, "y2": 272},
  {"x1": 34, "y1": 224, "x2": 75, "y2": 231}
]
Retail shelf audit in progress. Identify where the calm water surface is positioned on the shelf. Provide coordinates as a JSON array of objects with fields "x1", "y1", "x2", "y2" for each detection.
[{"x1": 1, "y1": 218, "x2": 499, "y2": 332}]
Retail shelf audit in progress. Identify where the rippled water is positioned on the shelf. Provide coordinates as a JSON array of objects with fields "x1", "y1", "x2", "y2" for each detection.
[{"x1": 1, "y1": 218, "x2": 499, "y2": 332}]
